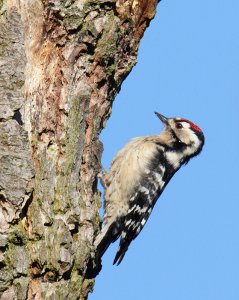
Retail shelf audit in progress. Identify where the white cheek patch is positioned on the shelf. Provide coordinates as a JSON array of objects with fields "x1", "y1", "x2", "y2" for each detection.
[
  {"x1": 182, "y1": 122, "x2": 191, "y2": 129},
  {"x1": 175, "y1": 121, "x2": 201, "y2": 148},
  {"x1": 165, "y1": 152, "x2": 180, "y2": 168},
  {"x1": 166, "y1": 131, "x2": 201, "y2": 168},
  {"x1": 190, "y1": 131, "x2": 201, "y2": 151}
]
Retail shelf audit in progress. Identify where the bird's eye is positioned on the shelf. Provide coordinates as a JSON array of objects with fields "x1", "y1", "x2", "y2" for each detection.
[{"x1": 176, "y1": 123, "x2": 183, "y2": 129}]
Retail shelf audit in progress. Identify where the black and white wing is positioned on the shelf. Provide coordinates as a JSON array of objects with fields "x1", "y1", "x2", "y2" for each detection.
[{"x1": 113, "y1": 152, "x2": 170, "y2": 265}]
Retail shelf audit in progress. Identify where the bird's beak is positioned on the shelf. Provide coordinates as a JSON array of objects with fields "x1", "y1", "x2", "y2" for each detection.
[{"x1": 154, "y1": 112, "x2": 168, "y2": 124}]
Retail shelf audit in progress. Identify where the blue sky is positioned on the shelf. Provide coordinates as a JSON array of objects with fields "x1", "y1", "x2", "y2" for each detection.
[{"x1": 90, "y1": 1, "x2": 239, "y2": 299}]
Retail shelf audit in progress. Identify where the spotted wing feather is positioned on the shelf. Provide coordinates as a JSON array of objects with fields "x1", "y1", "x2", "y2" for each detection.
[{"x1": 113, "y1": 161, "x2": 167, "y2": 265}]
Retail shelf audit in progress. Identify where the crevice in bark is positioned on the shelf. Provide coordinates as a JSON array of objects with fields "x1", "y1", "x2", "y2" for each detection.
[
  {"x1": 30, "y1": 261, "x2": 42, "y2": 278},
  {"x1": 61, "y1": 263, "x2": 74, "y2": 280},
  {"x1": 0, "y1": 261, "x2": 6, "y2": 268},
  {"x1": 12, "y1": 109, "x2": 24, "y2": 125},
  {"x1": 19, "y1": 192, "x2": 33, "y2": 221},
  {"x1": 69, "y1": 222, "x2": 79, "y2": 237}
]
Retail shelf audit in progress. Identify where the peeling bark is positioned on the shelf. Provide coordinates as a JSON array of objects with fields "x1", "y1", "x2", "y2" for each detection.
[{"x1": 0, "y1": 0, "x2": 159, "y2": 299}]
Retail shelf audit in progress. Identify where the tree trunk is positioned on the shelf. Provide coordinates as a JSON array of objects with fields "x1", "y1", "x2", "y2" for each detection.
[{"x1": 0, "y1": 0, "x2": 159, "y2": 299}]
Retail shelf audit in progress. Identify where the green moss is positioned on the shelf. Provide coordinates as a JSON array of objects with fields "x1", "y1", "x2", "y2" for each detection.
[
  {"x1": 0, "y1": 270, "x2": 13, "y2": 293},
  {"x1": 0, "y1": 0, "x2": 6, "y2": 15},
  {"x1": 66, "y1": 95, "x2": 89, "y2": 170},
  {"x1": 81, "y1": 279, "x2": 95, "y2": 299},
  {"x1": 94, "y1": 190, "x2": 102, "y2": 227},
  {"x1": 106, "y1": 62, "x2": 116, "y2": 77},
  {"x1": 95, "y1": 10, "x2": 119, "y2": 84},
  {"x1": 54, "y1": 94, "x2": 89, "y2": 213},
  {"x1": 74, "y1": 242, "x2": 90, "y2": 270},
  {"x1": 81, "y1": 19, "x2": 98, "y2": 38},
  {"x1": 8, "y1": 230, "x2": 27, "y2": 246},
  {"x1": 64, "y1": 13, "x2": 84, "y2": 31},
  {"x1": 63, "y1": 1, "x2": 98, "y2": 32},
  {"x1": 14, "y1": 277, "x2": 29, "y2": 300},
  {"x1": 53, "y1": 194, "x2": 61, "y2": 213},
  {"x1": 5, "y1": 240, "x2": 29, "y2": 278}
]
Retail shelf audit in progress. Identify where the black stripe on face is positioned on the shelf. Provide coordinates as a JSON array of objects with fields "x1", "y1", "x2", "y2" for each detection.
[{"x1": 169, "y1": 129, "x2": 187, "y2": 150}]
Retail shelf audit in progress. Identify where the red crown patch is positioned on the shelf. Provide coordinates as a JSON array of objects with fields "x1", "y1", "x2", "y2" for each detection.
[{"x1": 180, "y1": 119, "x2": 202, "y2": 132}]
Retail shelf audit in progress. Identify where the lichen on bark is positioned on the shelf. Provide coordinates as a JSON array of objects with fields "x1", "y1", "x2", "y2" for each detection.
[{"x1": 0, "y1": 0, "x2": 159, "y2": 299}]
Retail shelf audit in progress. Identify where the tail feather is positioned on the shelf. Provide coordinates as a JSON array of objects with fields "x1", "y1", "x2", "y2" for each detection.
[
  {"x1": 113, "y1": 239, "x2": 130, "y2": 265},
  {"x1": 94, "y1": 222, "x2": 120, "y2": 259}
]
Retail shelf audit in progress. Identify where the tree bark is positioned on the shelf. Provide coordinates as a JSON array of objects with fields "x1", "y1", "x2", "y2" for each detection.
[{"x1": 0, "y1": 0, "x2": 159, "y2": 299}]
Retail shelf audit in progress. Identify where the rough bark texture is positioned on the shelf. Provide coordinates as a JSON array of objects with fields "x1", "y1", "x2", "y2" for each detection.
[{"x1": 0, "y1": 0, "x2": 159, "y2": 299}]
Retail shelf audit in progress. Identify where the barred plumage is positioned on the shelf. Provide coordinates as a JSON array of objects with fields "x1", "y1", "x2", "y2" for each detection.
[{"x1": 94, "y1": 112, "x2": 204, "y2": 266}]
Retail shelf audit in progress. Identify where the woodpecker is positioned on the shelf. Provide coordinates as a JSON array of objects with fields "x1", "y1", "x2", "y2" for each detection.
[{"x1": 95, "y1": 112, "x2": 204, "y2": 266}]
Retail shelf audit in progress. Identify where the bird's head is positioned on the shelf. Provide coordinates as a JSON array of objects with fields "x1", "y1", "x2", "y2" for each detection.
[{"x1": 155, "y1": 112, "x2": 205, "y2": 158}]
